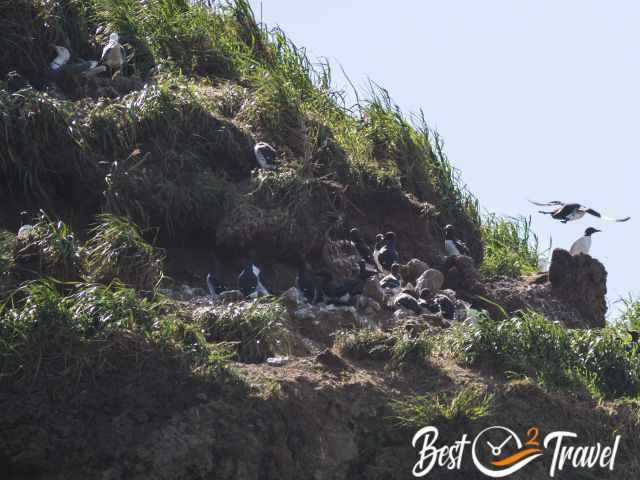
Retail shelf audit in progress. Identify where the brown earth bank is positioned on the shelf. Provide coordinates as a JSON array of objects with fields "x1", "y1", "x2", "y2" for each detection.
[{"x1": 2, "y1": 353, "x2": 638, "y2": 480}]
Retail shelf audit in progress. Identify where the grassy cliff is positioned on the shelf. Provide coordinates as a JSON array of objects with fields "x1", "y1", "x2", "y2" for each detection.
[{"x1": 1, "y1": 1, "x2": 639, "y2": 479}]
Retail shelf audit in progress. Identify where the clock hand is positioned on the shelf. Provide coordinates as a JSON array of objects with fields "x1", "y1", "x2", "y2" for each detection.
[{"x1": 497, "y1": 434, "x2": 513, "y2": 450}]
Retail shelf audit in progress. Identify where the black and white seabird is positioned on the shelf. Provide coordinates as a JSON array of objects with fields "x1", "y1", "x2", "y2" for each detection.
[
  {"x1": 444, "y1": 224, "x2": 470, "y2": 256},
  {"x1": 349, "y1": 228, "x2": 374, "y2": 264},
  {"x1": 50, "y1": 46, "x2": 71, "y2": 71},
  {"x1": 380, "y1": 263, "x2": 402, "y2": 289},
  {"x1": 317, "y1": 260, "x2": 374, "y2": 305},
  {"x1": 419, "y1": 290, "x2": 455, "y2": 320},
  {"x1": 530, "y1": 200, "x2": 630, "y2": 224},
  {"x1": 626, "y1": 331, "x2": 640, "y2": 354},
  {"x1": 296, "y1": 262, "x2": 320, "y2": 304},
  {"x1": 316, "y1": 272, "x2": 350, "y2": 305},
  {"x1": 254, "y1": 141, "x2": 277, "y2": 169},
  {"x1": 569, "y1": 227, "x2": 601, "y2": 256},
  {"x1": 206, "y1": 272, "x2": 226, "y2": 298},
  {"x1": 372, "y1": 233, "x2": 385, "y2": 271},
  {"x1": 238, "y1": 263, "x2": 270, "y2": 298},
  {"x1": 341, "y1": 260, "x2": 375, "y2": 297},
  {"x1": 7, "y1": 71, "x2": 30, "y2": 93},
  {"x1": 16, "y1": 211, "x2": 33, "y2": 240},
  {"x1": 100, "y1": 33, "x2": 125, "y2": 74},
  {"x1": 394, "y1": 290, "x2": 422, "y2": 315},
  {"x1": 376, "y1": 232, "x2": 400, "y2": 272}
]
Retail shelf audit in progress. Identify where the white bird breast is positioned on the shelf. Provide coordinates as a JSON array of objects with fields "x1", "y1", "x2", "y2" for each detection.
[
  {"x1": 570, "y1": 236, "x2": 591, "y2": 256},
  {"x1": 445, "y1": 239, "x2": 461, "y2": 256}
]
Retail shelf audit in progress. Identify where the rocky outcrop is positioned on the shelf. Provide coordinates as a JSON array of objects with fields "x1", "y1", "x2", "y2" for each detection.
[
  {"x1": 399, "y1": 258, "x2": 429, "y2": 285},
  {"x1": 548, "y1": 248, "x2": 607, "y2": 328},
  {"x1": 480, "y1": 249, "x2": 608, "y2": 328},
  {"x1": 443, "y1": 255, "x2": 482, "y2": 293},
  {"x1": 416, "y1": 269, "x2": 445, "y2": 293}
]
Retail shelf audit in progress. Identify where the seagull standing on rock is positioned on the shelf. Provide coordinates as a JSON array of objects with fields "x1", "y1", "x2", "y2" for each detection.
[{"x1": 569, "y1": 227, "x2": 601, "y2": 256}]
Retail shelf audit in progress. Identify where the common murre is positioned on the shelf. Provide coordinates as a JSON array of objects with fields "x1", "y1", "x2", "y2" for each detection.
[
  {"x1": 530, "y1": 200, "x2": 630, "y2": 223},
  {"x1": 444, "y1": 224, "x2": 470, "y2": 256},
  {"x1": 254, "y1": 141, "x2": 277, "y2": 169}
]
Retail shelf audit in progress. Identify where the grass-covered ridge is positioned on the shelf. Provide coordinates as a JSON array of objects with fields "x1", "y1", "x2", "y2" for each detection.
[
  {"x1": 1, "y1": 0, "x2": 481, "y2": 253},
  {"x1": 447, "y1": 312, "x2": 640, "y2": 399}
]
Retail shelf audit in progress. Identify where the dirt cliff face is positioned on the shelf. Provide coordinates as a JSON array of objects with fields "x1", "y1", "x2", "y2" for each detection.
[{"x1": 3, "y1": 356, "x2": 638, "y2": 480}]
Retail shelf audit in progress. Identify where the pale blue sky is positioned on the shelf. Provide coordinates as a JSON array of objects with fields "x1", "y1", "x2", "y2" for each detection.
[{"x1": 250, "y1": 0, "x2": 639, "y2": 310}]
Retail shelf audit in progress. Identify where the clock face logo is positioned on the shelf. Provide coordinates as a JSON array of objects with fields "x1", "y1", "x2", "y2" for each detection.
[{"x1": 472, "y1": 426, "x2": 544, "y2": 478}]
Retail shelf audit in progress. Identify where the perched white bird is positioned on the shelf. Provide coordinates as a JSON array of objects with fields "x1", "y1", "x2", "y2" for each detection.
[
  {"x1": 17, "y1": 224, "x2": 34, "y2": 240},
  {"x1": 238, "y1": 263, "x2": 270, "y2": 298},
  {"x1": 570, "y1": 227, "x2": 601, "y2": 256},
  {"x1": 50, "y1": 46, "x2": 71, "y2": 71},
  {"x1": 100, "y1": 33, "x2": 125, "y2": 72},
  {"x1": 253, "y1": 264, "x2": 270, "y2": 297},
  {"x1": 254, "y1": 142, "x2": 277, "y2": 169}
]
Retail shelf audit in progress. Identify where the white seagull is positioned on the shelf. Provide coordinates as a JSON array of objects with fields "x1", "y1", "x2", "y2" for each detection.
[{"x1": 570, "y1": 227, "x2": 601, "y2": 256}]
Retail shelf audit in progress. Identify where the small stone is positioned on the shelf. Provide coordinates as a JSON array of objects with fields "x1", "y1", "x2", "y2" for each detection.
[
  {"x1": 416, "y1": 269, "x2": 445, "y2": 293},
  {"x1": 267, "y1": 356, "x2": 289, "y2": 367},
  {"x1": 315, "y1": 349, "x2": 352, "y2": 373},
  {"x1": 363, "y1": 278, "x2": 385, "y2": 304},
  {"x1": 400, "y1": 258, "x2": 429, "y2": 284},
  {"x1": 196, "y1": 393, "x2": 208, "y2": 402},
  {"x1": 217, "y1": 290, "x2": 245, "y2": 304},
  {"x1": 282, "y1": 286, "x2": 304, "y2": 307}
]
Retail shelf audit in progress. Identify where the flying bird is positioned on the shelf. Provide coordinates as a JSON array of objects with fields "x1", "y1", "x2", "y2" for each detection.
[
  {"x1": 530, "y1": 200, "x2": 630, "y2": 223},
  {"x1": 569, "y1": 227, "x2": 601, "y2": 256}
]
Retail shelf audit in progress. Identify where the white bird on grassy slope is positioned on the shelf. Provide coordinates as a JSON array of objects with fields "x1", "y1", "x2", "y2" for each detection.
[
  {"x1": 570, "y1": 227, "x2": 601, "y2": 256},
  {"x1": 254, "y1": 141, "x2": 277, "y2": 169},
  {"x1": 100, "y1": 33, "x2": 125, "y2": 73},
  {"x1": 50, "y1": 46, "x2": 71, "y2": 71}
]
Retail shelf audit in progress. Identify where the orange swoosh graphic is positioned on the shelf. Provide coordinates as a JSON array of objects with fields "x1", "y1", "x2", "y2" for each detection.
[{"x1": 491, "y1": 448, "x2": 543, "y2": 467}]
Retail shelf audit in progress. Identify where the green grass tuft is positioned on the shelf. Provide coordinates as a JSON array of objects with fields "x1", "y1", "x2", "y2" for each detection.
[
  {"x1": 391, "y1": 385, "x2": 494, "y2": 429},
  {"x1": 335, "y1": 327, "x2": 433, "y2": 369},
  {"x1": 621, "y1": 296, "x2": 640, "y2": 331},
  {"x1": 335, "y1": 329, "x2": 395, "y2": 361},
  {"x1": 14, "y1": 212, "x2": 83, "y2": 283},
  {"x1": 195, "y1": 298, "x2": 291, "y2": 363},
  {"x1": 480, "y1": 214, "x2": 540, "y2": 278},
  {"x1": 84, "y1": 213, "x2": 164, "y2": 291},
  {"x1": 449, "y1": 312, "x2": 640, "y2": 399}
]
